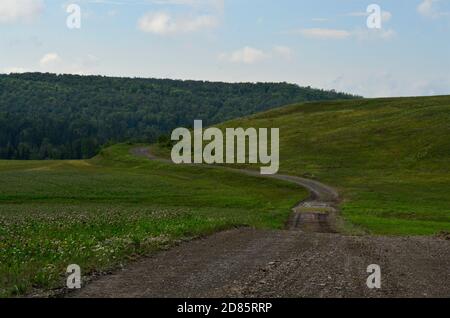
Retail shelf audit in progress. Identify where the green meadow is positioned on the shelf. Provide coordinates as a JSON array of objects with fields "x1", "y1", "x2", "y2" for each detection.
[
  {"x1": 0, "y1": 144, "x2": 305, "y2": 297},
  {"x1": 214, "y1": 96, "x2": 450, "y2": 236},
  {"x1": 1, "y1": 95, "x2": 449, "y2": 297}
]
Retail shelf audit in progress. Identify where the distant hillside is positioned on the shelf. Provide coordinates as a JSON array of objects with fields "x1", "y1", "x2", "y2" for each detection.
[{"x1": 0, "y1": 73, "x2": 358, "y2": 160}]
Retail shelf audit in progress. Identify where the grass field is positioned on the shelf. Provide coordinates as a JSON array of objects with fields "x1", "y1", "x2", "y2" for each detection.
[
  {"x1": 2, "y1": 95, "x2": 449, "y2": 297},
  {"x1": 0, "y1": 144, "x2": 306, "y2": 297},
  {"x1": 175, "y1": 95, "x2": 449, "y2": 236}
]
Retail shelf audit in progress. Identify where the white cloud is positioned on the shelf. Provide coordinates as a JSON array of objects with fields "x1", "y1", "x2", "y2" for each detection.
[
  {"x1": 298, "y1": 10, "x2": 394, "y2": 41},
  {"x1": 347, "y1": 12, "x2": 367, "y2": 17},
  {"x1": 298, "y1": 28, "x2": 351, "y2": 40},
  {"x1": 382, "y1": 11, "x2": 392, "y2": 23},
  {"x1": 328, "y1": 72, "x2": 450, "y2": 98},
  {"x1": 418, "y1": 0, "x2": 436, "y2": 17},
  {"x1": 3, "y1": 67, "x2": 28, "y2": 74},
  {"x1": 354, "y1": 28, "x2": 396, "y2": 40},
  {"x1": 71, "y1": 56, "x2": 101, "y2": 75},
  {"x1": 0, "y1": 0, "x2": 44, "y2": 24},
  {"x1": 273, "y1": 46, "x2": 293, "y2": 60},
  {"x1": 138, "y1": 0, "x2": 223, "y2": 35},
  {"x1": 418, "y1": 0, "x2": 450, "y2": 18},
  {"x1": 107, "y1": 10, "x2": 118, "y2": 17},
  {"x1": 182, "y1": 15, "x2": 218, "y2": 32},
  {"x1": 1, "y1": 57, "x2": 96, "y2": 75},
  {"x1": 348, "y1": 10, "x2": 392, "y2": 23},
  {"x1": 35, "y1": 53, "x2": 101, "y2": 75},
  {"x1": 138, "y1": 11, "x2": 218, "y2": 35},
  {"x1": 219, "y1": 46, "x2": 294, "y2": 64},
  {"x1": 138, "y1": 12, "x2": 172, "y2": 34},
  {"x1": 39, "y1": 53, "x2": 62, "y2": 67},
  {"x1": 311, "y1": 18, "x2": 329, "y2": 22},
  {"x1": 150, "y1": 0, "x2": 224, "y2": 13},
  {"x1": 296, "y1": 27, "x2": 395, "y2": 41},
  {"x1": 220, "y1": 46, "x2": 268, "y2": 64}
]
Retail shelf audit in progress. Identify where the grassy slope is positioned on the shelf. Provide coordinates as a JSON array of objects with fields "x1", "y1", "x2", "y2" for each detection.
[
  {"x1": 215, "y1": 96, "x2": 450, "y2": 235},
  {"x1": 0, "y1": 144, "x2": 306, "y2": 297}
]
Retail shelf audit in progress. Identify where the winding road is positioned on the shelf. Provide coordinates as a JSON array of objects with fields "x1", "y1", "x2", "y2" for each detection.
[
  {"x1": 131, "y1": 147, "x2": 340, "y2": 232},
  {"x1": 70, "y1": 147, "x2": 450, "y2": 298}
]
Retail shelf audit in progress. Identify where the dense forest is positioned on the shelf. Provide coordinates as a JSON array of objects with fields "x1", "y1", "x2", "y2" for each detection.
[{"x1": 0, "y1": 73, "x2": 359, "y2": 159}]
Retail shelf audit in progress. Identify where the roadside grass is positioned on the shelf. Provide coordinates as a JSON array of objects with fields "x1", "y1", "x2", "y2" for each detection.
[
  {"x1": 0, "y1": 144, "x2": 306, "y2": 297},
  {"x1": 155, "y1": 96, "x2": 450, "y2": 236}
]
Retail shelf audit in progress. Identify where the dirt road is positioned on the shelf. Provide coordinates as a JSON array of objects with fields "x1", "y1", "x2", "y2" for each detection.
[
  {"x1": 130, "y1": 147, "x2": 340, "y2": 233},
  {"x1": 70, "y1": 148, "x2": 450, "y2": 298}
]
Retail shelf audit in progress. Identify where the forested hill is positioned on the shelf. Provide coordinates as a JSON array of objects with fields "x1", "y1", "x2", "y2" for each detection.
[{"x1": 0, "y1": 72, "x2": 359, "y2": 160}]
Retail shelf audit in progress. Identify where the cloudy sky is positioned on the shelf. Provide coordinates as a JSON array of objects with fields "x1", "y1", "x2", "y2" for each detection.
[{"x1": 1, "y1": 0, "x2": 450, "y2": 97}]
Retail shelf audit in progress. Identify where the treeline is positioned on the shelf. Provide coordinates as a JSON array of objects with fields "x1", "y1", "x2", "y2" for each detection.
[{"x1": 0, "y1": 73, "x2": 359, "y2": 159}]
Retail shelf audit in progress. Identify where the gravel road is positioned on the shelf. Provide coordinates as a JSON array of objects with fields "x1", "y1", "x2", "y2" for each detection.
[{"x1": 69, "y1": 148, "x2": 450, "y2": 298}]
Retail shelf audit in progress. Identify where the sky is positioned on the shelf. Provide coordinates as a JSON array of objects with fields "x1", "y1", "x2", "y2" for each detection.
[{"x1": 1, "y1": 0, "x2": 450, "y2": 97}]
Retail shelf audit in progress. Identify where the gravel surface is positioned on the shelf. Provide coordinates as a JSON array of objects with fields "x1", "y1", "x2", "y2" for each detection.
[{"x1": 71, "y1": 229, "x2": 450, "y2": 298}]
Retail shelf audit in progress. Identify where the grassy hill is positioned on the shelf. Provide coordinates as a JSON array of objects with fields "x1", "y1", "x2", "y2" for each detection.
[
  {"x1": 0, "y1": 144, "x2": 305, "y2": 297},
  {"x1": 213, "y1": 96, "x2": 450, "y2": 235}
]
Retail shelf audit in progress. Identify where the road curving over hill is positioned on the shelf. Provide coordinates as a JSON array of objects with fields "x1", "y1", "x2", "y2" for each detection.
[
  {"x1": 69, "y1": 147, "x2": 450, "y2": 298},
  {"x1": 131, "y1": 147, "x2": 340, "y2": 233}
]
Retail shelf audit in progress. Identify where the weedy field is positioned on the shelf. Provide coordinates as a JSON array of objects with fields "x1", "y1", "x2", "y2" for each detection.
[
  {"x1": 0, "y1": 145, "x2": 305, "y2": 297},
  {"x1": 195, "y1": 95, "x2": 449, "y2": 236}
]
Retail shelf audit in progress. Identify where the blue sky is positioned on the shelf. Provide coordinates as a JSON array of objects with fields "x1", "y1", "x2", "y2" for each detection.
[{"x1": 1, "y1": 0, "x2": 450, "y2": 97}]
